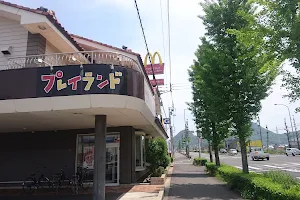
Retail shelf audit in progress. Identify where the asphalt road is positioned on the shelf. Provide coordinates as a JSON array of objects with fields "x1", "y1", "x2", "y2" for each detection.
[{"x1": 189, "y1": 152, "x2": 300, "y2": 179}]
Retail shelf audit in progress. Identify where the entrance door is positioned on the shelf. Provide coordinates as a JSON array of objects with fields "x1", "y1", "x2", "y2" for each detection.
[
  {"x1": 106, "y1": 143, "x2": 119, "y2": 185},
  {"x1": 76, "y1": 134, "x2": 120, "y2": 186}
]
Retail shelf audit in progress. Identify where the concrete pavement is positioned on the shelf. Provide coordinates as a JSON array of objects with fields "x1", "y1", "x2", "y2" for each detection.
[
  {"x1": 0, "y1": 193, "x2": 122, "y2": 200},
  {"x1": 164, "y1": 153, "x2": 243, "y2": 200},
  {"x1": 0, "y1": 185, "x2": 163, "y2": 200},
  {"x1": 190, "y1": 152, "x2": 300, "y2": 178}
]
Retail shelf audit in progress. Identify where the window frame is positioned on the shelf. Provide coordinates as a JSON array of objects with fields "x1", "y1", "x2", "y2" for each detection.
[{"x1": 135, "y1": 132, "x2": 146, "y2": 171}]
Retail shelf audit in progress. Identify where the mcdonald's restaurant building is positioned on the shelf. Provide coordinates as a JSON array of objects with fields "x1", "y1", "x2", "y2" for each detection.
[{"x1": 0, "y1": 1, "x2": 168, "y2": 188}]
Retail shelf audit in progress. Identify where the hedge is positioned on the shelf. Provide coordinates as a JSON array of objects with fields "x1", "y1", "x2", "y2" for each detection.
[
  {"x1": 205, "y1": 162, "x2": 219, "y2": 176},
  {"x1": 193, "y1": 157, "x2": 208, "y2": 166},
  {"x1": 205, "y1": 163, "x2": 300, "y2": 200}
]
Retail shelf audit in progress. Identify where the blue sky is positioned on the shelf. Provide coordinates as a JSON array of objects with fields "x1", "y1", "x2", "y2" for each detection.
[{"x1": 8, "y1": 0, "x2": 300, "y2": 136}]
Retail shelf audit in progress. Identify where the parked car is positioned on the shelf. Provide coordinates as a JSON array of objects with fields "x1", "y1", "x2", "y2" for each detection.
[
  {"x1": 250, "y1": 148, "x2": 270, "y2": 161},
  {"x1": 286, "y1": 148, "x2": 300, "y2": 156},
  {"x1": 220, "y1": 148, "x2": 227, "y2": 154},
  {"x1": 228, "y1": 149, "x2": 238, "y2": 156}
]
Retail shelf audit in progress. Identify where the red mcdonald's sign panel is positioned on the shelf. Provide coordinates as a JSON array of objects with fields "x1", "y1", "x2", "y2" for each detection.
[
  {"x1": 144, "y1": 52, "x2": 165, "y2": 75},
  {"x1": 150, "y1": 79, "x2": 164, "y2": 86}
]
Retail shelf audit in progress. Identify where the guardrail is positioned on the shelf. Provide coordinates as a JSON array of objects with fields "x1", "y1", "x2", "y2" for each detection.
[{"x1": 6, "y1": 50, "x2": 139, "y2": 70}]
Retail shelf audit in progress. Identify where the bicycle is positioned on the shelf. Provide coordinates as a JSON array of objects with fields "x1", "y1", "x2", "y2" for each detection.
[
  {"x1": 52, "y1": 166, "x2": 78, "y2": 194},
  {"x1": 76, "y1": 166, "x2": 92, "y2": 191},
  {"x1": 22, "y1": 167, "x2": 53, "y2": 194}
]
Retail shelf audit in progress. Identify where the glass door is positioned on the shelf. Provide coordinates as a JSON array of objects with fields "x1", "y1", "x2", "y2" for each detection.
[
  {"x1": 76, "y1": 134, "x2": 120, "y2": 186},
  {"x1": 105, "y1": 143, "x2": 119, "y2": 185}
]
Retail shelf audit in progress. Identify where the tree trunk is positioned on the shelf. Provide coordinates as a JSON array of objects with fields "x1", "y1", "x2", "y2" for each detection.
[
  {"x1": 212, "y1": 123, "x2": 220, "y2": 166},
  {"x1": 208, "y1": 141, "x2": 213, "y2": 162},
  {"x1": 239, "y1": 137, "x2": 249, "y2": 173},
  {"x1": 214, "y1": 144, "x2": 220, "y2": 166},
  {"x1": 296, "y1": 133, "x2": 300, "y2": 149}
]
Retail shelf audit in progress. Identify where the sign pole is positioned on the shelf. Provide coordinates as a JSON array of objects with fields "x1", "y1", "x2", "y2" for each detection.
[
  {"x1": 169, "y1": 107, "x2": 175, "y2": 158},
  {"x1": 198, "y1": 136, "x2": 201, "y2": 158}
]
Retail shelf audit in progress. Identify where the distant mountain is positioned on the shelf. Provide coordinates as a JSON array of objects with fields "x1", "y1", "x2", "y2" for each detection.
[
  {"x1": 173, "y1": 130, "x2": 208, "y2": 149},
  {"x1": 250, "y1": 123, "x2": 288, "y2": 145},
  {"x1": 173, "y1": 122, "x2": 289, "y2": 149}
]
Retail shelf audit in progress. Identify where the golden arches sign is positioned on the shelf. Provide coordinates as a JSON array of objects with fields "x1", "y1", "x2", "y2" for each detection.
[
  {"x1": 143, "y1": 52, "x2": 165, "y2": 75},
  {"x1": 144, "y1": 52, "x2": 163, "y2": 67}
]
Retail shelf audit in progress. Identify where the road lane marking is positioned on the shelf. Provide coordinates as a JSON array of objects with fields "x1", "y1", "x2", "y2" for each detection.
[
  {"x1": 283, "y1": 169, "x2": 300, "y2": 173},
  {"x1": 248, "y1": 166, "x2": 262, "y2": 170},
  {"x1": 274, "y1": 163, "x2": 289, "y2": 166},
  {"x1": 234, "y1": 166, "x2": 242, "y2": 169},
  {"x1": 287, "y1": 162, "x2": 300, "y2": 166},
  {"x1": 263, "y1": 165, "x2": 284, "y2": 169}
]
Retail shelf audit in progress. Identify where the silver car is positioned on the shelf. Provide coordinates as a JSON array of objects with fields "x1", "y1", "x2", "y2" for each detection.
[
  {"x1": 250, "y1": 148, "x2": 270, "y2": 161},
  {"x1": 228, "y1": 149, "x2": 237, "y2": 156}
]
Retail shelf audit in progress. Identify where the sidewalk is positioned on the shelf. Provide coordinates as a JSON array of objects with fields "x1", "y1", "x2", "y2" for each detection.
[
  {"x1": 164, "y1": 153, "x2": 243, "y2": 200},
  {"x1": 0, "y1": 185, "x2": 163, "y2": 200}
]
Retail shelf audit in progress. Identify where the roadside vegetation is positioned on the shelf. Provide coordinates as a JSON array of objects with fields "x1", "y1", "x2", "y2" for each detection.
[
  {"x1": 205, "y1": 163, "x2": 300, "y2": 200},
  {"x1": 189, "y1": 0, "x2": 300, "y2": 174},
  {"x1": 146, "y1": 137, "x2": 170, "y2": 177}
]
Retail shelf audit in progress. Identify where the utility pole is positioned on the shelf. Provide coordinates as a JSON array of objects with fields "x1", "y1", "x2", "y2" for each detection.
[
  {"x1": 293, "y1": 115, "x2": 300, "y2": 149},
  {"x1": 185, "y1": 120, "x2": 189, "y2": 157},
  {"x1": 274, "y1": 104, "x2": 295, "y2": 142},
  {"x1": 197, "y1": 130, "x2": 202, "y2": 158},
  {"x1": 181, "y1": 132, "x2": 184, "y2": 152},
  {"x1": 168, "y1": 107, "x2": 175, "y2": 158},
  {"x1": 284, "y1": 118, "x2": 292, "y2": 148},
  {"x1": 266, "y1": 125, "x2": 269, "y2": 151},
  {"x1": 257, "y1": 116, "x2": 263, "y2": 149}
]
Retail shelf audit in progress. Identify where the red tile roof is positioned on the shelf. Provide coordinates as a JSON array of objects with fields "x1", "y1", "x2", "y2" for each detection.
[{"x1": 70, "y1": 34, "x2": 140, "y2": 56}]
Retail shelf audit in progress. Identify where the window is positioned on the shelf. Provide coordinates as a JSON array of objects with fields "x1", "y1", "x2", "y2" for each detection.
[
  {"x1": 135, "y1": 133, "x2": 146, "y2": 170},
  {"x1": 76, "y1": 133, "x2": 120, "y2": 184}
]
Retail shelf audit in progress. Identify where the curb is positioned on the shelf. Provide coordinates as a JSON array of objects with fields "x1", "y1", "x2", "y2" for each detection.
[
  {"x1": 161, "y1": 165, "x2": 174, "y2": 200},
  {"x1": 157, "y1": 188, "x2": 164, "y2": 200}
]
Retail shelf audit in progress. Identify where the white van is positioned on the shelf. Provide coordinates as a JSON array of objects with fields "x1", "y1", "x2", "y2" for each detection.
[{"x1": 286, "y1": 148, "x2": 300, "y2": 156}]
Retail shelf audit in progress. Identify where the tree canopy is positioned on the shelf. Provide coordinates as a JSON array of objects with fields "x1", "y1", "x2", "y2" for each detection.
[{"x1": 189, "y1": 0, "x2": 279, "y2": 173}]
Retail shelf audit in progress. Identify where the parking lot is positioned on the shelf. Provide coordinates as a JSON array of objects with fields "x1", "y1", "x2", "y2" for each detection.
[{"x1": 190, "y1": 152, "x2": 300, "y2": 179}]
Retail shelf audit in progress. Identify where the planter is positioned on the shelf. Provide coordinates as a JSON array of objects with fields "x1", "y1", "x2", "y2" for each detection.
[
  {"x1": 150, "y1": 166, "x2": 170, "y2": 185},
  {"x1": 150, "y1": 174, "x2": 166, "y2": 185}
]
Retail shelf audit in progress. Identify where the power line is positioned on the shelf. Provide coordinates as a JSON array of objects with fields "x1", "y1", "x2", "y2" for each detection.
[
  {"x1": 133, "y1": 0, "x2": 167, "y2": 118},
  {"x1": 133, "y1": 0, "x2": 158, "y2": 87},
  {"x1": 167, "y1": 0, "x2": 174, "y2": 107},
  {"x1": 159, "y1": 0, "x2": 167, "y2": 86}
]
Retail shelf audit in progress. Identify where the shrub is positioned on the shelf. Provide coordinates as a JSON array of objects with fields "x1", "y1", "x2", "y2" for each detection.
[
  {"x1": 265, "y1": 149, "x2": 285, "y2": 154},
  {"x1": 170, "y1": 157, "x2": 174, "y2": 163},
  {"x1": 193, "y1": 157, "x2": 208, "y2": 166},
  {"x1": 205, "y1": 162, "x2": 219, "y2": 176},
  {"x1": 211, "y1": 164, "x2": 300, "y2": 200},
  {"x1": 152, "y1": 166, "x2": 165, "y2": 177},
  {"x1": 263, "y1": 171, "x2": 299, "y2": 189},
  {"x1": 146, "y1": 138, "x2": 170, "y2": 173}
]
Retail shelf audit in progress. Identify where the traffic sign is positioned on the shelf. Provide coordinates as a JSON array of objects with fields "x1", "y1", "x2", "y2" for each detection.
[{"x1": 163, "y1": 118, "x2": 170, "y2": 124}]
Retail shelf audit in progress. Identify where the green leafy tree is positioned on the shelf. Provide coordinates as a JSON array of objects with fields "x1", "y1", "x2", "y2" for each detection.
[
  {"x1": 177, "y1": 140, "x2": 181, "y2": 151},
  {"x1": 146, "y1": 138, "x2": 170, "y2": 173},
  {"x1": 190, "y1": 0, "x2": 279, "y2": 173},
  {"x1": 251, "y1": 0, "x2": 300, "y2": 111},
  {"x1": 188, "y1": 39, "x2": 231, "y2": 166}
]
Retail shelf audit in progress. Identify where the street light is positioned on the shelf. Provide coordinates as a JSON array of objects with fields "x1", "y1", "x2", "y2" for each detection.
[
  {"x1": 274, "y1": 104, "x2": 294, "y2": 134},
  {"x1": 35, "y1": 58, "x2": 53, "y2": 70}
]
